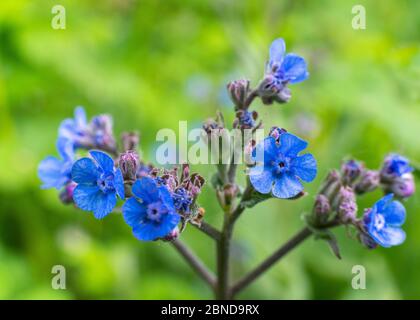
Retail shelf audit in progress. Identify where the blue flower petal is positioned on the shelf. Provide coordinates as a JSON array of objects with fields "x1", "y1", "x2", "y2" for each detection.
[
  {"x1": 132, "y1": 213, "x2": 180, "y2": 241},
  {"x1": 158, "y1": 185, "x2": 175, "y2": 209},
  {"x1": 291, "y1": 153, "x2": 317, "y2": 182},
  {"x1": 122, "y1": 198, "x2": 147, "y2": 228},
  {"x1": 279, "y1": 133, "x2": 308, "y2": 157},
  {"x1": 93, "y1": 191, "x2": 117, "y2": 219},
  {"x1": 58, "y1": 118, "x2": 76, "y2": 141},
  {"x1": 253, "y1": 137, "x2": 278, "y2": 164},
  {"x1": 38, "y1": 156, "x2": 68, "y2": 189},
  {"x1": 56, "y1": 137, "x2": 74, "y2": 161},
  {"x1": 383, "y1": 200, "x2": 406, "y2": 227},
  {"x1": 72, "y1": 158, "x2": 99, "y2": 184},
  {"x1": 269, "y1": 38, "x2": 286, "y2": 66},
  {"x1": 373, "y1": 193, "x2": 394, "y2": 213},
  {"x1": 272, "y1": 173, "x2": 303, "y2": 199},
  {"x1": 89, "y1": 151, "x2": 115, "y2": 173},
  {"x1": 73, "y1": 184, "x2": 101, "y2": 211},
  {"x1": 278, "y1": 53, "x2": 309, "y2": 84},
  {"x1": 370, "y1": 226, "x2": 406, "y2": 248},
  {"x1": 74, "y1": 106, "x2": 87, "y2": 128},
  {"x1": 114, "y1": 168, "x2": 125, "y2": 199},
  {"x1": 132, "y1": 177, "x2": 159, "y2": 204},
  {"x1": 249, "y1": 166, "x2": 274, "y2": 194}
]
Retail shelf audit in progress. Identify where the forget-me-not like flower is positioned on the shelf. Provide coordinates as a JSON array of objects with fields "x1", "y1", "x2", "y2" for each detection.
[
  {"x1": 72, "y1": 150, "x2": 124, "y2": 219},
  {"x1": 363, "y1": 194, "x2": 406, "y2": 248},
  {"x1": 122, "y1": 177, "x2": 180, "y2": 241},
  {"x1": 267, "y1": 38, "x2": 309, "y2": 85},
  {"x1": 249, "y1": 132, "x2": 317, "y2": 199},
  {"x1": 38, "y1": 138, "x2": 74, "y2": 189}
]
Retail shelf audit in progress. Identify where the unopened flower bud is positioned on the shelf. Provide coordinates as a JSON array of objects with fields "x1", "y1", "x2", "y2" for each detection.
[
  {"x1": 273, "y1": 87, "x2": 291, "y2": 104},
  {"x1": 355, "y1": 170, "x2": 380, "y2": 194},
  {"x1": 269, "y1": 127, "x2": 287, "y2": 143},
  {"x1": 162, "y1": 226, "x2": 179, "y2": 242},
  {"x1": 223, "y1": 183, "x2": 239, "y2": 206},
  {"x1": 233, "y1": 110, "x2": 257, "y2": 129},
  {"x1": 59, "y1": 182, "x2": 77, "y2": 204},
  {"x1": 341, "y1": 159, "x2": 363, "y2": 185},
  {"x1": 358, "y1": 231, "x2": 378, "y2": 250},
  {"x1": 227, "y1": 79, "x2": 250, "y2": 109},
  {"x1": 90, "y1": 114, "x2": 116, "y2": 150},
  {"x1": 257, "y1": 75, "x2": 280, "y2": 99},
  {"x1": 337, "y1": 186, "x2": 357, "y2": 224},
  {"x1": 314, "y1": 194, "x2": 331, "y2": 224},
  {"x1": 244, "y1": 139, "x2": 256, "y2": 167},
  {"x1": 380, "y1": 153, "x2": 413, "y2": 183},
  {"x1": 385, "y1": 172, "x2": 415, "y2": 199},
  {"x1": 121, "y1": 131, "x2": 140, "y2": 151},
  {"x1": 119, "y1": 151, "x2": 139, "y2": 181}
]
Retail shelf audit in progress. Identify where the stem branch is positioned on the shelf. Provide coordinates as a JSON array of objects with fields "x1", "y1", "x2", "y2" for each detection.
[
  {"x1": 231, "y1": 227, "x2": 312, "y2": 297},
  {"x1": 172, "y1": 239, "x2": 216, "y2": 290},
  {"x1": 192, "y1": 221, "x2": 221, "y2": 241}
]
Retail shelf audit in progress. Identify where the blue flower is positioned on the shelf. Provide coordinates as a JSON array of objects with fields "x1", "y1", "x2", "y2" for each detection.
[
  {"x1": 59, "y1": 106, "x2": 88, "y2": 148},
  {"x1": 382, "y1": 154, "x2": 413, "y2": 177},
  {"x1": 38, "y1": 138, "x2": 74, "y2": 189},
  {"x1": 363, "y1": 194, "x2": 406, "y2": 248},
  {"x1": 249, "y1": 133, "x2": 317, "y2": 199},
  {"x1": 267, "y1": 38, "x2": 309, "y2": 85},
  {"x1": 122, "y1": 177, "x2": 180, "y2": 241},
  {"x1": 172, "y1": 187, "x2": 193, "y2": 213},
  {"x1": 72, "y1": 151, "x2": 124, "y2": 219}
]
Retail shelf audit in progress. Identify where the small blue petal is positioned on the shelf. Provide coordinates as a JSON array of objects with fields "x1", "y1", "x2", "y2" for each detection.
[
  {"x1": 89, "y1": 151, "x2": 115, "y2": 173},
  {"x1": 38, "y1": 156, "x2": 69, "y2": 189},
  {"x1": 278, "y1": 53, "x2": 309, "y2": 84},
  {"x1": 291, "y1": 153, "x2": 317, "y2": 182},
  {"x1": 382, "y1": 200, "x2": 406, "y2": 227},
  {"x1": 73, "y1": 185, "x2": 101, "y2": 211},
  {"x1": 269, "y1": 38, "x2": 286, "y2": 66},
  {"x1": 93, "y1": 191, "x2": 117, "y2": 219},
  {"x1": 159, "y1": 185, "x2": 175, "y2": 209},
  {"x1": 253, "y1": 136, "x2": 278, "y2": 164},
  {"x1": 272, "y1": 173, "x2": 303, "y2": 199},
  {"x1": 56, "y1": 137, "x2": 74, "y2": 161},
  {"x1": 279, "y1": 133, "x2": 308, "y2": 157},
  {"x1": 370, "y1": 227, "x2": 406, "y2": 248},
  {"x1": 249, "y1": 166, "x2": 274, "y2": 194},
  {"x1": 71, "y1": 158, "x2": 99, "y2": 184},
  {"x1": 74, "y1": 106, "x2": 87, "y2": 128},
  {"x1": 132, "y1": 213, "x2": 180, "y2": 241},
  {"x1": 373, "y1": 193, "x2": 394, "y2": 213},
  {"x1": 132, "y1": 177, "x2": 159, "y2": 204},
  {"x1": 114, "y1": 168, "x2": 125, "y2": 199},
  {"x1": 122, "y1": 198, "x2": 147, "y2": 228}
]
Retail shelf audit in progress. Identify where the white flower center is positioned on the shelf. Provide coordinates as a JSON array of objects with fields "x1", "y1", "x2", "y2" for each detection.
[{"x1": 374, "y1": 214, "x2": 385, "y2": 231}]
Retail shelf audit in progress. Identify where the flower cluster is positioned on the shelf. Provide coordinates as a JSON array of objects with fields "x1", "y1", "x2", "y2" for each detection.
[
  {"x1": 38, "y1": 107, "x2": 205, "y2": 242},
  {"x1": 307, "y1": 155, "x2": 415, "y2": 250}
]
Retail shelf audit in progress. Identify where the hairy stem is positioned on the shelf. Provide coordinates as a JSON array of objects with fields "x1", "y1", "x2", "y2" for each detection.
[
  {"x1": 192, "y1": 221, "x2": 221, "y2": 241},
  {"x1": 216, "y1": 217, "x2": 233, "y2": 299},
  {"x1": 215, "y1": 181, "x2": 254, "y2": 299},
  {"x1": 172, "y1": 239, "x2": 216, "y2": 290},
  {"x1": 230, "y1": 227, "x2": 312, "y2": 297},
  {"x1": 244, "y1": 89, "x2": 258, "y2": 109}
]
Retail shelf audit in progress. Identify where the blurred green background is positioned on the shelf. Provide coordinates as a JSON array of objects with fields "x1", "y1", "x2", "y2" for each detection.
[{"x1": 1, "y1": 0, "x2": 420, "y2": 299}]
